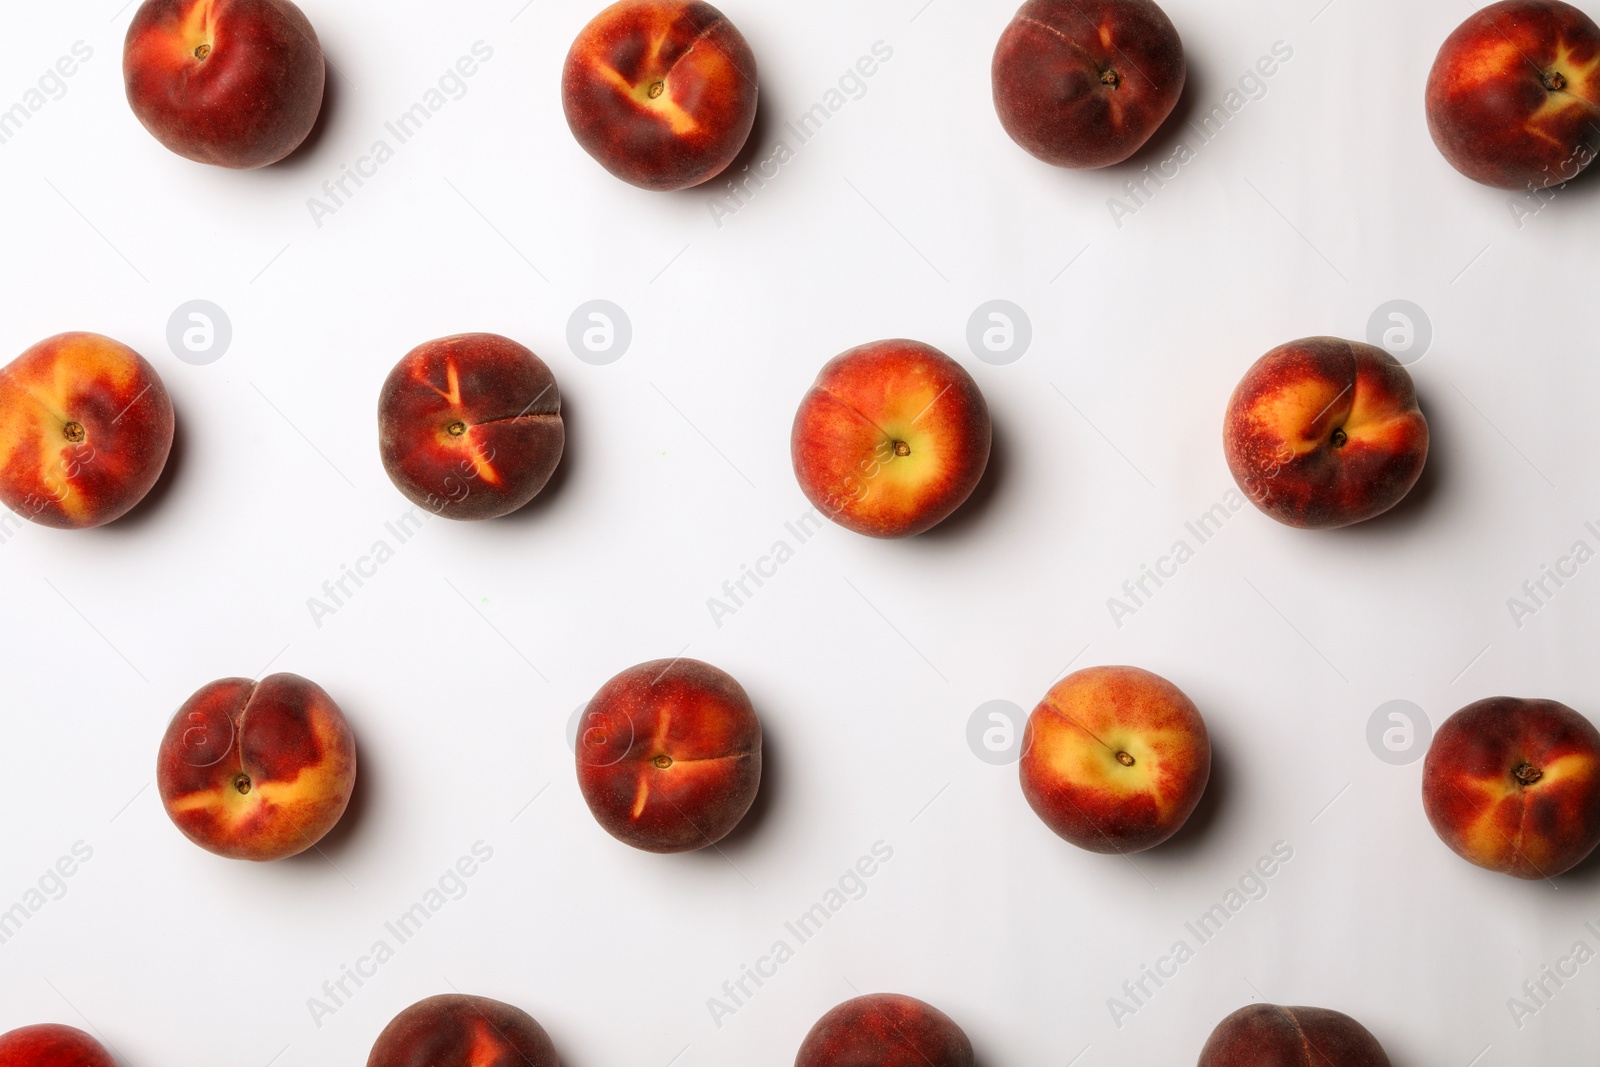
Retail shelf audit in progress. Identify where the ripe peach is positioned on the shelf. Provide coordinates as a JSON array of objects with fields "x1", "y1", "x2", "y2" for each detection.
[
  {"x1": 1422, "y1": 696, "x2": 1600, "y2": 879},
  {"x1": 367, "y1": 994, "x2": 558, "y2": 1067},
  {"x1": 157, "y1": 673, "x2": 357, "y2": 862},
  {"x1": 1426, "y1": 0, "x2": 1600, "y2": 190},
  {"x1": 378, "y1": 334, "x2": 565, "y2": 521},
  {"x1": 791, "y1": 340, "x2": 991, "y2": 539},
  {"x1": 0, "y1": 1024, "x2": 116, "y2": 1067},
  {"x1": 993, "y1": 0, "x2": 1186, "y2": 169},
  {"x1": 576, "y1": 658, "x2": 761, "y2": 853},
  {"x1": 1019, "y1": 665, "x2": 1210, "y2": 853},
  {"x1": 562, "y1": 0, "x2": 759, "y2": 190},
  {"x1": 124, "y1": 0, "x2": 326, "y2": 169},
  {"x1": 796, "y1": 994, "x2": 974, "y2": 1067},
  {"x1": 0, "y1": 332, "x2": 174, "y2": 530},
  {"x1": 1223, "y1": 337, "x2": 1429, "y2": 530},
  {"x1": 1198, "y1": 1004, "x2": 1391, "y2": 1066}
]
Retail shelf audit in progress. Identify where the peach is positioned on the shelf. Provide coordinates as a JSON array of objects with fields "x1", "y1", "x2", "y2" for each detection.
[
  {"x1": 124, "y1": 0, "x2": 326, "y2": 169},
  {"x1": 0, "y1": 332, "x2": 174, "y2": 530},
  {"x1": 1223, "y1": 337, "x2": 1429, "y2": 530},
  {"x1": 1422, "y1": 696, "x2": 1600, "y2": 879},
  {"x1": 1019, "y1": 665, "x2": 1210, "y2": 853},
  {"x1": 576, "y1": 658, "x2": 761, "y2": 853},
  {"x1": 378, "y1": 334, "x2": 565, "y2": 521},
  {"x1": 795, "y1": 994, "x2": 973, "y2": 1067},
  {"x1": 992, "y1": 0, "x2": 1186, "y2": 169},
  {"x1": 367, "y1": 994, "x2": 558, "y2": 1067},
  {"x1": 0, "y1": 1024, "x2": 116, "y2": 1067},
  {"x1": 791, "y1": 340, "x2": 991, "y2": 538},
  {"x1": 562, "y1": 0, "x2": 759, "y2": 190},
  {"x1": 157, "y1": 672, "x2": 356, "y2": 862},
  {"x1": 1426, "y1": 0, "x2": 1600, "y2": 190},
  {"x1": 1198, "y1": 1004, "x2": 1391, "y2": 1066}
]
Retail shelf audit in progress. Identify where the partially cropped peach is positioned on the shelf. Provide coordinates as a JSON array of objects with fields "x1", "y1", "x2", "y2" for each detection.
[
  {"x1": 1224, "y1": 337, "x2": 1429, "y2": 529},
  {"x1": 1199, "y1": 1004, "x2": 1391, "y2": 1066},
  {"x1": 378, "y1": 334, "x2": 565, "y2": 521},
  {"x1": 1426, "y1": 0, "x2": 1600, "y2": 190},
  {"x1": 124, "y1": 0, "x2": 326, "y2": 169},
  {"x1": 1423, "y1": 696, "x2": 1600, "y2": 879},
  {"x1": 795, "y1": 994, "x2": 974, "y2": 1067},
  {"x1": 0, "y1": 332, "x2": 174, "y2": 530},
  {"x1": 1020, "y1": 665, "x2": 1210, "y2": 853},
  {"x1": 367, "y1": 994, "x2": 558, "y2": 1067},
  {"x1": 0, "y1": 1024, "x2": 116, "y2": 1067},
  {"x1": 157, "y1": 673, "x2": 357, "y2": 861},
  {"x1": 993, "y1": 0, "x2": 1186, "y2": 169},
  {"x1": 791, "y1": 340, "x2": 991, "y2": 538},
  {"x1": 576, "y1": 658, "x2": 761, "y2": 853},
  {"x1": 562, "y1": 0, "x2": 759, "y2": 190}
]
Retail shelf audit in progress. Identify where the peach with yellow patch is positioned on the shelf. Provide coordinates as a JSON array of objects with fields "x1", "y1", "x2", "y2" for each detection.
[
  {"x1": 124, "y1": 0, "x2": 326, "y2": 169},
  {"x1": 378, "y1": 334, "x2": 565, "y2": 521},
  {"x1": 562, "y1": 0, "x2": 758, "y2": 191},
  {"x1": 1426, "y1": 0, "x2": 1600, "y2": 189},
  {"x1": 576, "y1": 658, "x2": 762, "y2": 853},
  {"x1": 1224, "y1": 337, "x2": 1429, "y2": 530},
  {"x1": 1423, "y1": 696, "x2": 1600, "y2": 879},
  {"x1": 1020, "y1": 665, "x2": 1210, "y2": 854},
  {"x1": 157, "y1": 673, "x2": 357, "y2": 862},
  {"x1": 0, "y1": 332, "x2": 174, "y2": 530},
  {"x1": 366, "y1": 994, "x2": 559, "y2": 1067},
  {"x1": 791, "y1": 340, "x2": 992, "y2": 539}
]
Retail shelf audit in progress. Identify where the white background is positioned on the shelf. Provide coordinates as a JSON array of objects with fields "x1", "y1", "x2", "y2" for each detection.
[{"x1": 0, "y1": 0, "x2": 1597, "y2": 1064}]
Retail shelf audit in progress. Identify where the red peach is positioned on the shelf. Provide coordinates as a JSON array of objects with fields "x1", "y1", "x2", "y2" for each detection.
[
  {"x1": 791, "y1": 340, "x2": 991, "y2": 539},
  {"x1": 1422, "y1": 696, "x2": 1600, "y2": 879},
  {"x1": 378, "y1": 334, "x2": 565, "y2": 522},
  {"x1": 1019, "y1": 665, "x2": 1210, "y2": 853},
  {"x1": 576, "y1": 658, "x2": 761, "y2": 853},
  {"x1": 367, "y1": 994, "x2": 558, "y2": 1067},
  {"x1": 0, "y1": 332, "x2": 174, "y2": 530},
  {"x1": 562, "y1": 0, "x2": 759, "y2": 191},
  {"x1": 1223, "y1": 337, "x2": 1429, "y2": 530},
  {"x1": 795, "y1": 994, "x2": 974, "y2": 1067},
  {"x1": 1198, "y1": 1004, "x2": 1391, "y2": 1067},
  {"x1": 993, "y1": 0, "x2": 1186, "y2": 169},
  {"x1": 157, "y1": 672, "x2": 357, "y2": 862},
  {"x1": 0, "y1": 1024, "x2": 116, "y2": 1067},
  {"x1": 124, "y1": 0, "x2": 326, "y2": 169}
]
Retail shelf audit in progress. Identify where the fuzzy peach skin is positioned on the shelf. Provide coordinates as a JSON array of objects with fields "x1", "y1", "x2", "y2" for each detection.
[
  {"x1": 795, "y1": 994, "x2": 974, "y2": 1067},
  {"x1": 378, "y1": 334, "x2": 565, "y2": 521},
  {"x1": 1223, "y1": 337, "x2": 1429, "y2": 530},
  {"x1": 791, "y1": 340, "x2": 991, "y2": 539},
  {"x1": 1019, "y1": 665, "x2": 1210, "y2": 853},
  {"x1": 0, "y1": 1024, "x2": 117, "y2": 1067},
  {"x1": 1422, "y1": 697, "x2": 1600, "y2": 879},
  {"x1": 562, "y1": 0, "x2": 758, "y2": 191},
  {"x1": 157, "y1": 673, "x2": 356, "y2": 862},
  {"x1": 124, "y1": 0, "x2": 326, "y2": 169},
  {"x1": 993, "y1": 0, "x2": 1186, "y2": 169},
  {"x1": 0, "y1": 332, "x2": 174, "y2": 530},
  {"x1": 576, "y1": 658, "x2": 761, "y2": 853},
  {"x1": 367, "y1": 994, "x2": 559, "y2": 1067},
  {"x1": 1426, "y1": 0, "x2": 1600, "y2": 189},
  {"x1": 1198, "y1": 1004, "x2": 1391, "y2": 1067}
]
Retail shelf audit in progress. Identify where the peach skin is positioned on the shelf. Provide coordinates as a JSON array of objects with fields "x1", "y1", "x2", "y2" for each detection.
[
  {"x1": 1426, "y1": 0, "x2": 1600, "y2": 189},
  {"x1": 367, "y1": 994, "x2": 559, "y2": 1067},
  {"x1": 791, "y1": 340, "x2": 991, "y2": 538},
  {"x1": 562, "y1": 0, "x2": 759, "y2": 190},
  {"x1": 0, "y1": 332, "x2": 174, "y2": 530},
  {"x1": 1422, "y1": 697, "x2": 1600, "y2": 879},
  {"x1": 795, "y1": 994, "x2": 974, "y2": 1067},
  {"x1": 378, "y1": 334, "x2": 565, "y2": 521},
  {"x1": 576, "y1": 658, "x2": 762, "y2": 853},
  {"x1": 0, "y1": 1024, "x2": 117, "y2": 1067},
  {"x1": 1198, "y1": 1004, "x2": 1392, "y2": 1067},
  {"x1": 1019, "y1": 665, "x2": 1210, "y2": 853},
  {"x1": 157, "y1": 673, "x2": 357, "y2": 861},
  {"x1": 1223, "y1": 337, "x2": 1429, "y2": 529}
]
